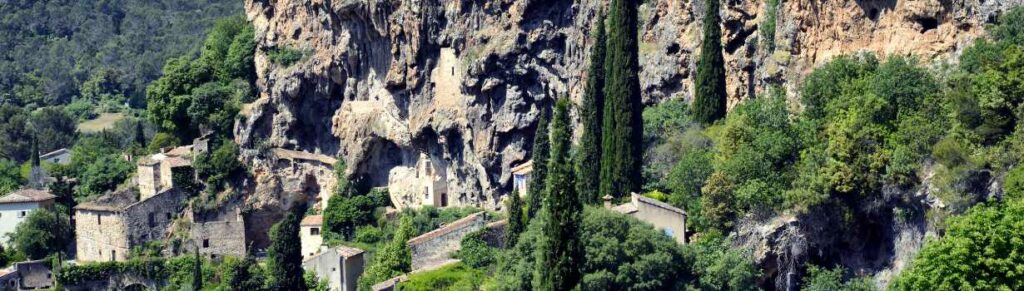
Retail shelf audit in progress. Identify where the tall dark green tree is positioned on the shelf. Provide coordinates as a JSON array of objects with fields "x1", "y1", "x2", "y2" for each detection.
[
  {"x1": 267, "y1": 207, "x2": 307, "y2": 291},
  {"x1": 29, "y1": 136, "x2": 39, "y2": 167},
  {"x1": 600, "y1": 0, "x2": 644, "y2": 199},
  {"x1": 576, "y1": 15, "x2": 607, "y2": 205},
  {"x1": 192, "y1": 247, "x2": 203, "y2": 291},
  {"x1": 506, "y1": 190, "x2": 525, "y2": 247},
  {"x1": 537, "y1": 99, "x2": 583, "y2": 291},
  {"x1": 692, "y1": 0, "x2": 727, "y2": 124},
  {"x1": 527, "y1": 108, "x2": 551, "y2": 219}
]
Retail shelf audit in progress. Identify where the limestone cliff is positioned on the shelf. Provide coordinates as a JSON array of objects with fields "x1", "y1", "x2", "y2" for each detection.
[{"x1": 232, "y1": 0, "x2": 1023, "y2": 287}]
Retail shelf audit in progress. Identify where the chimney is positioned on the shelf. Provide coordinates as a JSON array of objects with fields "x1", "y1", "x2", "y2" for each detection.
[{"x1": 603, "y1": 195, "x2": 613, "y2": 209}]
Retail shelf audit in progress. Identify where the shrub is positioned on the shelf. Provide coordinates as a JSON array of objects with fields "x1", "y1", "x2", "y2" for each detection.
[{"x1": 267, "y1": 47, "x2": 307, "y2": 66}]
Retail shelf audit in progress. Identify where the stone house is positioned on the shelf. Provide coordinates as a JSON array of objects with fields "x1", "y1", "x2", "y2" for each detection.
[
  {"x1": 0, "y1": 189, "x2": 56, "y2": 245},
  {"x1": 75, "y1": 187, "x2": 188, "y2": 262},
  {"x1": 300, "y1": 215, "x2": 324, "y2": 259},
  {"x1": 302, "y1": 245, "x2": 365, "y2": 291},
  {"x1": 510, "y1": 160, "x2": 532, "y2": 195},
  {"x1": 388, "y1": 153, "x2": 451, "y2": 210},
  {"x1": 0, "y1": 259, "x2": 54, "y2": 291},
  {"x1": 606, "y1": 193, "x2": 687, "y2": 244},
  {"x1": 407, "y1": 212, "x2": 488, "y2": 270},
  {"x1": 190, "y1": 207, "x2": 248, "y2": 259}
]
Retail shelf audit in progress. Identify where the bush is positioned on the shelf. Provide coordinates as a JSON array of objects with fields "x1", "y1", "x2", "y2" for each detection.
[
  {"x1": 453, "y1": 230, "x2": 495, "y2": 269},
  {"x1": 267, "y1": 47, "x2": 307, "y2": 66},
  {"x1": 1004, "y1": 166, "x2": 1024, "y2": 200},
  {"x1": 398, "y1": 263, "x2": 485, "y2": 291}
]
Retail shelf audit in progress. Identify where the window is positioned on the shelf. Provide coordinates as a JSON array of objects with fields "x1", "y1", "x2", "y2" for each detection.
[
  {"x1": 111, "y1": 250, "x2": 116, "y2": 261},
  {"x1": 17, "y1": 211, "x2": 26, "y2": 218},
  {"x1": 310, "y1": 227, "x2": 320, "y2": 236},
  {"x1": 148, "y1": 213, "x2": 156, "y2": 227},
  {"x1": 203, "y1": 239, "x2": 210, "y2": 248},
  {"x1": 166, "y1": 213, "x2": 172, "y2": 220},
  {"x1": 97, "y1": 214, "x2": 101, "y2": 225}
]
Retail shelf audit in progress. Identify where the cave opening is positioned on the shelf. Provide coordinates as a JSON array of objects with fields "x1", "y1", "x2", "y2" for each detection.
[
  {"x1": 868, "y1": 8, "x2": 879, "y2": 21},
  {"x1": 917, "y1": 17, "x2": 939, "y2": 33},
  {"x1": 666, "y1": 42, "x2": 680, "y2": 55}
]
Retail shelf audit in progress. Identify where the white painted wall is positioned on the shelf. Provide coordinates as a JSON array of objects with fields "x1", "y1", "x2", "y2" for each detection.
[{"x1": 0, "y1": 202, "x2": 42, "y2": 244}]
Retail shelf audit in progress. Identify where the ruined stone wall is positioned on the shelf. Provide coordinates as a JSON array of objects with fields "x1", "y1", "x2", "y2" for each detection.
[
  {"x1": 191, "y1": 219, "x2": 247, "y2": 258},
  {"x1": 407, "y1": 212, "x2": 487, "y2": 270},
  {"x1": 75, "y1": 209, "x2": 129, "y2": 262},
  {"x1": 123, "y1": 189, "x2": 188, "y2": 249}
]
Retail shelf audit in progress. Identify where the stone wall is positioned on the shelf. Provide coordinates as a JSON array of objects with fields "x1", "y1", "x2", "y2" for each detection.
[
  {"x1": 407, "y1": 212, "x2": 487, "y2": 270},
  {"x1": 481, "y1": 220, "x2": 507, "y2": 249},
  {"x1": 191, "y1": 217, "x2": 247, "y2": 258},
  {"x1": 75, "y1": 209, "x2": 129, "y2": 262},
  {"x1": 123, "y1": 189, "x2": 188, "y2": 248}
]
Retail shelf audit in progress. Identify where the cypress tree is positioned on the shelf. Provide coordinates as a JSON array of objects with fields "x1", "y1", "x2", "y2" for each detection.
[
  {"x1": 192, "y1": 247, "x2": 203, "y2": 291},
  {"x1": 505, "y1": 190, "x2": 525, "y2": 247},
  {"x1": 527, "y1": 108, "x2": 550, "y2": 219},
  {"x1": 30, "y1": 136, "x2": 39, "y2": 167},
  {"x1": 600, "y1": 0, "x2": 644, "y2": 199},
  {"x1": 267, "y1": 208, "x2": 307, "y2": 291},
  {"x1": 135, "y1": 120, "x2": 147, "y2": 148},
  {"x1": 692, "y1": 0, "x2": 728, "y2": 124},
  {"x1": 537, "y1": 99, "x2": 583, "y2": 291},
  {"x1": 576, "y1": 14, "x2": 607, "y2": 205}
]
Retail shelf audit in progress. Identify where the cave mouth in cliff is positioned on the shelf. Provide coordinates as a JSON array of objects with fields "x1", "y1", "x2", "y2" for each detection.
[
  {"x1": 917, "y1": 17, "x2": 939, "y2": 33},
  {"x1": 666, "y1": 42, "x2": 680, "y2": 55},
  {"x1": 868, "y1": 8, "x2": 880, "y2": 21}
]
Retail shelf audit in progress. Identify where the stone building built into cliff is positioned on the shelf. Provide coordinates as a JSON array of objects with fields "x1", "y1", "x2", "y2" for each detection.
[
  {"x1": 510, "y1": 160, "x2": 532, "y2": 196},
  {"x1": 606, "y1": 193, "x2": 687, "y2": 244},
  {"x1": 388, "y1": 153, "x2": 451, "y2": 210},
  {"x1": 74, "y1": 147, "x2": 195, "y2": 262},
  {"x1": 189, "y1": 206, "x2": 248, "y2": 259},
  {"x1": 300, "y1": 214, "x2": 324, "y2": 259}
]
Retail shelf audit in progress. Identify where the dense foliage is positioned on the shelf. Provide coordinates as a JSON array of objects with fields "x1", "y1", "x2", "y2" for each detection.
[
  {"x1": 8, "y1": 207, "x2": 72, "y2": 260},
  {"x1": 267, "y1": 208, "x2": 307, "y2": 291},
  {"x1": 0, "y1": 0, "x2": 242, "y2": 108},
  {"x1": 600, "y1": 0, "x2": 644, "y2": 199},
  {"x1": 359, "y1": 214, "x2": 414, "y2": 290},
  {"x1": 527, "y1": 108, "x2": 550, "y2": 219},
  {"x1": 495, "y1": 207, "x2": 692, "y2": 290}
]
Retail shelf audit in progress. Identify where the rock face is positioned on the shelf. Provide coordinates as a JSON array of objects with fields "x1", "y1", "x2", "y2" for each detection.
[{"x1": 235, "y1": 0, "x2": 1019, "y2": 244}]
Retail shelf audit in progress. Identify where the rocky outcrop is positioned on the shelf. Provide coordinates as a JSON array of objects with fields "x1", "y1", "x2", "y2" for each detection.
[{"x1": 233, "y1": 0, "x2": 1021, "y2": 248}]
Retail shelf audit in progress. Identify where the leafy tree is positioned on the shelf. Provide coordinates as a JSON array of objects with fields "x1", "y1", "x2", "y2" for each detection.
[
  {"x1": 1004, "y1": 166, "x2": 1024, "y2": 200},
  {"x1": 495, "y1": 207, "x2": 691, "y2": 290},
  {"x1": 8, "y1": 206, "x2": 73, "y2": 259},
  {"x1": 323, "y1": 194, "x2": 376, "y2": 240},
  {"x1": 576, "y1": 15, "x2": 607, "y2": 204},
  {"x1": 684, "y1": 236, "x2": 759, "y2": 291},
  {"x1": 892, "y1": 199, "x2": 1024, "y2": 290},
  {"x1": 360, "y1": 214, "x2": 414, "y2": 290},
  {"x1": 78, "y1": 154, "x2": 132, "y2": 196},
  {"x1": 193, "y1": 141, "x2": 242, "y2": 191},
  {"x1": 223, "y1": 258, "x2": 267, "y2": 291},
  {"x1": 802, "y1": 264, "x2": 875, "y2": 291},
  {"x1": 527, "y1": 108, "x2": 550, "y2": 219},
  {"x1": 0, "y1": 106, "x2": 32, "y2": 162},
  {"x1": 29, "y1": 107, "x2": 77, "y2": 153},
  {"x1": 692, "y1": 0, "x2": 727, "y2": 124},
  {"x1": 453, "y1": 230, "x2": 495, "y2": 269},
  {"x1": 537, "y1": 99, "x2": 583, "y2": 291},
  {"x1": 600, "y1": 0, "x2": 644, "y2": 200},
  {"x1": 505, "y1": 190, "x2": 525, "y2": 247},
  {"x1": 267, "y1": 208, "x2": 307, "y2": 291}
]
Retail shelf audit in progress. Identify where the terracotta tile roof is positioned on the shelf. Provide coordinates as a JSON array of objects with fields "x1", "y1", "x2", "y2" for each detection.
[
  {"x1": 301, "y1": 215, "x2": 323, "y2": 226},
  {"x1": 0, "y1": 189, "x2": 56, "y2": 204},
  {"x1": 511, "y1": 160, "x2": 533, "y2": 175},
  {"x1": 407, "y1": 212, "x2": 486, "y2": 246}
]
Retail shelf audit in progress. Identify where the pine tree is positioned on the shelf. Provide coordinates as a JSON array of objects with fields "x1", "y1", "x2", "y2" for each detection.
[
  {"x1": 192, "y1": 247, "x2": 203, "y2": 291},
  {"x1": 692, "y1": 0, "x2": 727, "y2": 124},
  {"x1": 600, "y1": 0, "x2": 644, "y2": 199},
  {"x1": 505, "y1": 190, "x2": 525, "y2": 247},
  {"x1": 267, "y1": 208, "x2": 307, "y2": 291},
  {"x1": 576, "y1": 14, "x2": 607, "y2": 205},
  {"x1": 537, "y1": 99, "x2": 583, "y2": 291},
  {"x1": 527, "y1": 108, "x2": 550, "y2": 219}
]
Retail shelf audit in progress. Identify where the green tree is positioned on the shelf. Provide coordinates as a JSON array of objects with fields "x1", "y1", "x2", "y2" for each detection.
[
  {"x1": 453, "y1": 230, "x2": 495, "y2": 269},
  {"x1": 9, "y1": 206, "x2": 73, "y2": 259},
  {"x1": 692, "y1": 0, "x2": 727, "y2": 125},
  {"x1": 505, "y1": 190, "x2": 525, "y2": 247},
  {"x1": 224, "y1": 258, "x2": 267, "y2": 291},
  {"x1": 576, "y1": 15, "x2": 607, "y2": 204},
  {"x1": 527, "y1": 108, "x2": 550, "y2": 219},
  {"x1": 684, "y1": 236, "x2": 759, "y2": 291},
  {"x1": 600, "y1": 0, "x2": 644, "y2": 200},
  {"x1": 537, "y1": 99, "x2": 583, "y2": 291},
  {"x1": 322, "y1": 194, "x2": 376, "y2": 240},
  {"x1": 193, "y1": 141, "x2": 242, "y2": 191},
  {"x1": 267, "y1": 208, "x2": 307, "y2": 291},
  {"x1": 892, "y1": 199, "x2": 1024, "y2": 290},
  {"x1": 78, "y1": 154, "x2": 133, "y2": 196},
  {"x1": 360, "y1": 214, "x2": 414, "y2": 290},
  {"x1": 803, "y1": 265, "x2": 876, "y2": 291},
  {"x1": 192, "y1": 248, "x2": 203, "y2": 291},
  {"x1": 29, "y1": 107, "x2": 77, "y2": 154}
]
